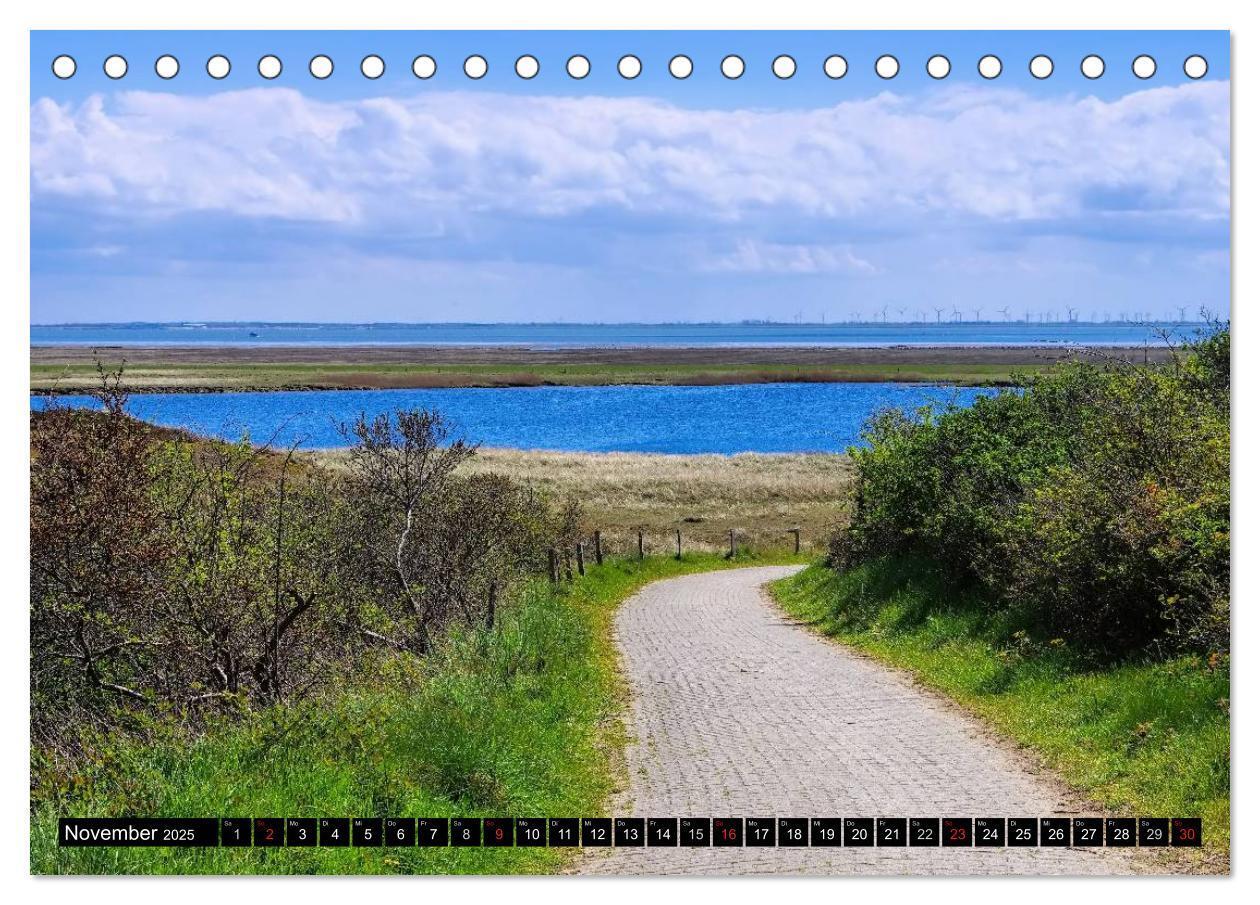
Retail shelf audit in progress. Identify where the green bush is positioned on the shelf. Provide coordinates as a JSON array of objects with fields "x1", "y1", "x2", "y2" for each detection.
[
  {"x1": 833, "y1": 328, "x2": 1229, "y2": 657},
  {"x1": 31, "y1": 381, "x2": 579, "y2": 788}
]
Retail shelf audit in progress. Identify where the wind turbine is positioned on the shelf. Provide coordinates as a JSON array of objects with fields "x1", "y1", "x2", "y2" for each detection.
[
  {"x1": 934, "y1": 307, "x2": 945, "y2": 324},
  {"x1": 880, "y1": 304, "x2": 890, "y2": 323},
  {"x1": 1066, "y1": 306, "x2": 1078, "y2": 323},
  {"x1": 997, "y1": 306, "x2": 1010, "y2": 321},
  {"x1": 951, "y1": 306, "x2": 962, "y2": 323},
  {"x1": 1176, "y1": 305, "x2": 1188, "y2": 322},
  {"x1": 972, "y1": 307, "x2": 983, "y2": 322},
  {"x1": 896, "y1": 307, "x2": 907, "y2": 321}
]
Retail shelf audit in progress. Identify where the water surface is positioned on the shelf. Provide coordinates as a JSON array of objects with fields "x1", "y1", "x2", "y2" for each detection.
[
  {"x1": 30, "y1": 321, "x2": 1192, "y2": 348},
  {"x1": 32, "y1": 382, "x2": 997, "y2": 454}
]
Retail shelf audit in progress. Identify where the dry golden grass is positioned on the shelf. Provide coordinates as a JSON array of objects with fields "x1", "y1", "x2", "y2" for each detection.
[
  {"x1": 468, "y1": 448, "x2": 852, "y2": 555},
  {"x1": 311, "y1": 447, "x2": 853, "y2": 555}
]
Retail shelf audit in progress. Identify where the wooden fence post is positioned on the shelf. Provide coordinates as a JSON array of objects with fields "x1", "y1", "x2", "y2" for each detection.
[
  {"x1": 594, "y1": 531, "x2": 603, "y2": 566},
  {"x1": 791, "y1": 528, "x2": 801, "y2": 554},
  {"x1": 576, "y1": 542, "x2": 585, "y2": 576},
  {"x1": 728, "y1": 529, "x2": 736, "y2": 559},
  {"x1": 675, "y1": 528, "x2": 682, "y2": 560},
  {"x1": 638, "y1": 530, "x2": 644, "y2": 560}
]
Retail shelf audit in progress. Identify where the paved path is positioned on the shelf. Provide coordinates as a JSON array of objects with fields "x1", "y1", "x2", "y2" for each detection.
[{"x1": 580, "y1": 565, "x2": 1157, "y2": 876}]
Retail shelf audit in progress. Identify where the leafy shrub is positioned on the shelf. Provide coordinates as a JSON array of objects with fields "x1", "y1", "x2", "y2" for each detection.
[
  {"x1": 31, "y1": 374, "x2": 576, "y2": 778},
  {"x1": 832, "y1": 327, "x2": 1229, "y2": 658}
]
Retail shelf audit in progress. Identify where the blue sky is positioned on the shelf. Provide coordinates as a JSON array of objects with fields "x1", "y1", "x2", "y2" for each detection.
[{"x1": 31, "y1": 30, "x2": 1230, "y2": 324}]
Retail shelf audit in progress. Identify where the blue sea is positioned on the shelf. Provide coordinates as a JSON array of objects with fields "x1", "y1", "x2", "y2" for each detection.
[
  {"x1": 29, "y1": 321, "x2": 1193, "y2": 348},
  {"x1": 31, "y1": 383, "x2": 998, "y2": 455}
]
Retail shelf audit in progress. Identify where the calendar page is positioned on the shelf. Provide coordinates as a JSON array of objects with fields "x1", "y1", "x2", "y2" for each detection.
[{"x1": 29, "y1": 27, "x2": 1229, "y2": 878}]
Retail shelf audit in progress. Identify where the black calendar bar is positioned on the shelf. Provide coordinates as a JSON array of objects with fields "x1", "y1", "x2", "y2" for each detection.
[{"x1": 57, "y1": 816, "x2": 1202, "y2": 848}]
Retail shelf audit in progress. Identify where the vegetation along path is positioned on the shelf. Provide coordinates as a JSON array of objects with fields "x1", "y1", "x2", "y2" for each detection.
[{"x1": 580, "y1": 566, "x2": 1162, "y2": 876}]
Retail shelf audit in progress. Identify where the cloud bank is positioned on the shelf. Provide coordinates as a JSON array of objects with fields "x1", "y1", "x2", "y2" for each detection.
[
  {"x1": 32, "y1": 83, "x2": 1228, "y2": 226},
  {"x1": 29, "y1": 83, "x2": 1230, "y2": 322}
]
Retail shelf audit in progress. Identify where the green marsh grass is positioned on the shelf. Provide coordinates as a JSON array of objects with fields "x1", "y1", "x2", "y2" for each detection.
[{"x1": 31, "y1": 360, "x2": 1037, "y2": 393}]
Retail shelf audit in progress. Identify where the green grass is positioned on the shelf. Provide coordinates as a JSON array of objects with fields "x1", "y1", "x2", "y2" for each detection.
[
  {"x1": 31, "y1": 360, "x2": 1036, "y2": 392},
  {"x1": 770, "y1": 558, "x2": 1230, "y2": 861},
  {"x1": 32, "y1": 550, "x2": 805, "y2": 875}
]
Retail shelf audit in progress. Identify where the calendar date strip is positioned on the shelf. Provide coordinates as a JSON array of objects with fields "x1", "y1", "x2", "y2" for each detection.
[{"x1": 58, "y1": 816, "x2": 1201, "y2": 848}]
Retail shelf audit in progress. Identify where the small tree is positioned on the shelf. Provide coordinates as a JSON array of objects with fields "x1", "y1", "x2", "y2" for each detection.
[
  {"x1": 341, "y1": 410, "x2": 477, "y2": 653},
  {"x1": 31, "y1": 370, "x2": 169, "y2": 750},
  {"x1": 423, "y1": 473, "x2": 553, "y2": 631}
]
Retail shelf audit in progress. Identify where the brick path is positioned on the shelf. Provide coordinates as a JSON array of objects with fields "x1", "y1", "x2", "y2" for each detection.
[{"x1": 579, "y1": 565, "x2": 1158, "y2": 876}]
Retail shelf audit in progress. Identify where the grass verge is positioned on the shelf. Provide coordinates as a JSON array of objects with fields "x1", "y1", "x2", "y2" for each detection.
[
  {"x1": 31, "y1": 550, "x2": 804, "y2": 875},
  {"x1": 770, "y1": 558, "x2": 1229, "y2": 863}
]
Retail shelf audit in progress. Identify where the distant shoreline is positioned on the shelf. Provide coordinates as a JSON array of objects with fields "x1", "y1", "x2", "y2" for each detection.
[
  {"x1": 29, "y1": 320, "x2": 1201, "y2": 352},
  {"x1": 30, "y1": 343, "x2": 1176, "y2": 394}
]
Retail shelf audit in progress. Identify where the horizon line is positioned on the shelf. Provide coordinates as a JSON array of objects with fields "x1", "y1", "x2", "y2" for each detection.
[{"x1": 31, "y1": 318, "x2": 1207, "y2": 328}]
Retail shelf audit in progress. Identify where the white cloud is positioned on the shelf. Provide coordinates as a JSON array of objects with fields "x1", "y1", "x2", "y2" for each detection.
[
  {"x1": 704, "y1": 239, "x2": 877, "y2": 275},
  {"x1": 31, "y1": 82, "x2": 1229, "y2": 234},
  {"x1": 31, "y1": 91, "x2": 361, "y2": 222}
]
